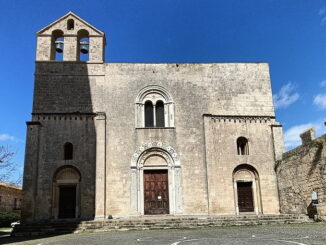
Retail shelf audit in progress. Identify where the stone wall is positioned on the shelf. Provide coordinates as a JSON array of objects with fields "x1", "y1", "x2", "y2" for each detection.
[
  {"x1": 22, "y1": 114, "x2": 96, "y2": 222},
  {"x1": 204, "y1": 115, "x2": 280, "y2": 214},
  {"x1": 25, "y1": 61, "x2": 282, "y2": 219},
  {"x1": 276, "y1": 129, "x2": 326, "y2": 220},
  {"x1": 0, "y1": 182, "x2": 22, "y2": 213},
  {"x1": 36, "y1": 12, "x2": 105, "y2": 62}
]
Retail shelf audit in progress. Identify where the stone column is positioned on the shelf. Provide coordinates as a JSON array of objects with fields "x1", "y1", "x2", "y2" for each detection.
[
  {"x1": 95, "y1": 112, "x2": 106, "y2": 219},
  {"x1": 153, "y1": 105, "x2": 156, "y2": 127},
  {"x1": 234, "y1": 181, "x2": 239, "y2": 215}
]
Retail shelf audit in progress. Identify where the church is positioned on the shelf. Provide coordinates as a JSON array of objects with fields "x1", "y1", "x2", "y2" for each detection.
[{"x1": 22, "y1": 12, "x2": 284, "y2": 223}]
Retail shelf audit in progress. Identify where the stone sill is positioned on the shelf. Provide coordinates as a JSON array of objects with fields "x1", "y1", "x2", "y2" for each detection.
[
  {"x1": 35, "y1": 61, "x2": 104, "y2": 64},
  {"x1": 135, "y1": 127, "x2": 175, "y2": 130}
]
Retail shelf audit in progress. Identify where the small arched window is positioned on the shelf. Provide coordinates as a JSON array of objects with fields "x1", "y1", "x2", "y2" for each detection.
[
  {"x1": 145, "y1": 101, "x2": 154, "y2": 127},
  {"x1": 64, "y1": 142, "x2": 73, "y2": 160},
  {"x1": 67, "y1": 19, "x2": 74, "y2": 30},
  {"x1": 51, "y1": 30, "x2": 64, "y2": 61},
  {"x1": 155, "y1": 100, "x2": 165, "y2": 127},
  {"x1": 237, "y1": 137, "x2": 249, "y2": 155}
]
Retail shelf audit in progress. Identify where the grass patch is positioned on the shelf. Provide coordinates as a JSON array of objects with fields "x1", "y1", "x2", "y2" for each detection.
[{"x1": 0, "y1": 227, "x2": 12, "y2": 231}]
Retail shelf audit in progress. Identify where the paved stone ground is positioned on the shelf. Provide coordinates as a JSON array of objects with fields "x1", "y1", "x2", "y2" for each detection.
[{"x1": 1, "y1": 223, "x2": 326, "y2": 245}]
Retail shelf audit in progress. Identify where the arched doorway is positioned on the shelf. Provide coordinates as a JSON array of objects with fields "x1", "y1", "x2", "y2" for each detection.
[
  {"x1": 233, "y1": 164, "x2": 262, "y2": 215},
  {"x1": 143, "y1": 155, "x2": 169, "y2": 214},
  {"x1": 130, "y1": 142, "x2": 182, "y2": 215},
  {"x1": 52, "y1": 166, "x2": 81, "y2": 219}
]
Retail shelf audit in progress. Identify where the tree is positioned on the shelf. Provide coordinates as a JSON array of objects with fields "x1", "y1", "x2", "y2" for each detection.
[{"x1": 0, "y1": 146, "x2": 21, "y2": 185}]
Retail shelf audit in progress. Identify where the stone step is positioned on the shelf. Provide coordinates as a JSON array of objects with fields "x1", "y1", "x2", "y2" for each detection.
[{"x1": 11, "y1": 214, "x2": 312, "y2": 237}]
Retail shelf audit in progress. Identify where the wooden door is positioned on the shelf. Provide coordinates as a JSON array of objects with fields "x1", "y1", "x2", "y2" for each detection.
[
  {"x1": 237, "y1": 182, "x2": 254, "y2": 212},
  {"x1": 144, "y1": 170, "x2": 169, "y2": 215},
  {"x1": 58, "y1": 186, "x2": 76, "y2": 218}
]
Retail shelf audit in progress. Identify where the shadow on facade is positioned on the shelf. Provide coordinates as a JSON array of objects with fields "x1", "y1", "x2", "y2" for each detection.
[{"x1": 19, "y1": 61, "x2": 98, "y2": 235}]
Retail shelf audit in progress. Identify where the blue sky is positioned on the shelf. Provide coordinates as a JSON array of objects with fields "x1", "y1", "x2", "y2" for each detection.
[{"x1": 0, "y1": 0, "x2": 326, "y2": 184}]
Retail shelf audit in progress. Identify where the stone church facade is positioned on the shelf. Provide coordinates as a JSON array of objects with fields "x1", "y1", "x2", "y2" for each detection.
[{"x1": 22, "y1": 12, "x2": 283, "y2": 223}]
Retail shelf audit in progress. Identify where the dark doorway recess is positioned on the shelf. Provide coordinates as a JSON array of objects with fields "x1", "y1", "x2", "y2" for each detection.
[
  {"x1": 58, "y1": 185, "x2": 77, "y2": 218},
  {"x1": 144, "y1": 170, "x2": 169, "y2": 215},
  {"x1": 237, "y1": 182, "x2": 254, "y2": 212}
]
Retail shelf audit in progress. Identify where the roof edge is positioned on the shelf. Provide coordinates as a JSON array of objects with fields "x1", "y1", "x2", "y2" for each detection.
[{"x1": 36, "y1": 11, "x2": 104, "y2": 35}]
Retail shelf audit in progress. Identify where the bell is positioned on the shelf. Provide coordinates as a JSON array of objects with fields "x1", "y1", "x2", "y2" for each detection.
[
  {"x1": 55, "y1": 42, "x2": 63, "y2": 53},
  {"x1": 80, "y1": 43, "x2": 89, "y2": 54}
]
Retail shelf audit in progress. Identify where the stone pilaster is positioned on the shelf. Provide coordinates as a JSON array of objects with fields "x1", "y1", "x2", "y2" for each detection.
[
  {"x1": 36, "y1": 36, "x2": 52, "y2": 61},
  {"x1": 63, "y1": 35, "x2": 78, "y2": 61},
  {"x1": 89, "y1": 36, "x2": 105, "y2": 62},
  {"x1": 271, "y1": 123, "x2": 284, "y2": 161},
  {"x1": 130, "y1": 167, "x2": 138, "y2": 215},
  {"x1": 95, "y1": 112, "x2": 106, "y2": 219},
  {"x1": 21, "y1": 121, "x2": 41, "y2": 223}
]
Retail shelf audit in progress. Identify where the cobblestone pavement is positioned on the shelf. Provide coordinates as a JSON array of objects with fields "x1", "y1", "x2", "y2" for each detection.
[{"x1": 2, "y1": 223, "x2": 326, "y2": 245}]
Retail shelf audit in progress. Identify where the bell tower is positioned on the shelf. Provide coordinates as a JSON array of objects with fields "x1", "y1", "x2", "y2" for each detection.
[{"x1": 36, "y1": 12, "x2": 105, "y2": 62}]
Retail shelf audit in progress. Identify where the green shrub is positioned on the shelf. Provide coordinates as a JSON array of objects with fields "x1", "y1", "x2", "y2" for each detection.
[{"x1": 0, "y1": 212, "x2": 20, "y2": 227}]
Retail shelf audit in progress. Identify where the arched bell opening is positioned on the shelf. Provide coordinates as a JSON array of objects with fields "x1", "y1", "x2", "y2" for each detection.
[
  {"x1": 51, "y1": 29, "x2": 64, "y2": 61},
  {"x1": 233, "y1": 164, "x2": 262, "y2": 215},
  {"x1": 52, "y1": 165, "x2": 81, "y2": 219},
  {"x1": 77, "y1": 29, "x2": 89, "y2": 61}
]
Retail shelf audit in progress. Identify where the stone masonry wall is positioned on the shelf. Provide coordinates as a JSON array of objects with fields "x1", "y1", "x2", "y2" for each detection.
[
  {"x1": 204, "y1": 115, "x2": 280, "y2": 214},
  {"x1": 28, "y1": 62, "x2": 281, "y2": 218},
  {"x1": 101, "y1": 63, "x2": 278, "y2": 216},
  {"x1": 276, "y1": 132, "x2": 326, "y2": 220},
  {"x1": 0, "y1": 183, "x2": 22, "y2": 213}
]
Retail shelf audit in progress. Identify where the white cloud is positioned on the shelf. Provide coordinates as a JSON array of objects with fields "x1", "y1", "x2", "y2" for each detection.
[
  {"x1": 319, "y1": 7, "x2": 326, "y2": 16},
  {"x1": 284, "y1": 121, "x2": 326, "y2": 150},
  {"x1": 320, "y1": 80, "x2": 326, "y2": 87},
  {"x1": 322, "y1": 16, "x2": 326, "y2": 26},
  {"x1": 0, "y1": 134, "x2": 16, "y2": 141},
  {"x1": 273, "y1": 83, "x2": 299, "y2": 109},
  {"x1": 318, "y1": 7, "x2": 326, "y2": 25},
  {"x1": 313, "y1": 93, "x2": 326, "y2": 109}
]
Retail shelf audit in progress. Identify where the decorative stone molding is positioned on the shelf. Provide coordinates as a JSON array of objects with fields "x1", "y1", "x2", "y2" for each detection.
[
  {"x1": 233, "y1": 164, "x2": 261, "y2": 215},
  {"x1": 135, "y1": 85, "x2": 174, "y2": 104},
  {"x1": 131, "y1": 141, "x2": 179, "y2": 167},
  {"x1": 130, "y1": 142, "x2": 182, "y2": 215},
  {"x1": 52, "y1": 165, "x2": 81, "y2": 219},
  {"x1": 204, "y1": 114, "x2": 273, "y2": 124},
  {"x1": 32, "y1": 112, "x2": 96, "y2": 121},
  {"x1": 95, "y1": 112, "x2": 106, "y2": 120},
  {"x1": 55, "y1": 167, "x2": 80, "y2": 182},
  {"x1": 135, "y1": 85, "x2": 175, "y2": 128}
]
